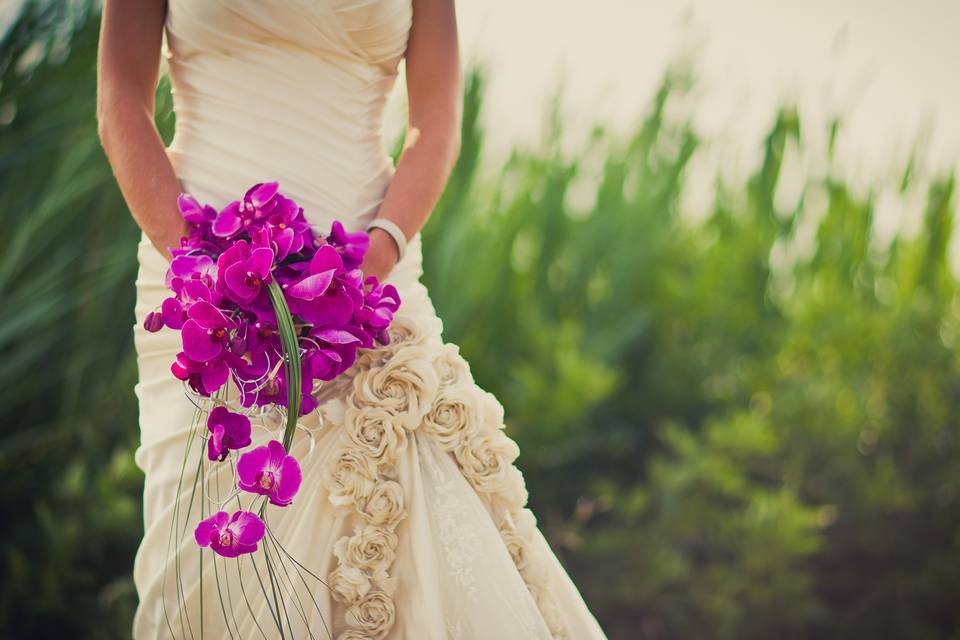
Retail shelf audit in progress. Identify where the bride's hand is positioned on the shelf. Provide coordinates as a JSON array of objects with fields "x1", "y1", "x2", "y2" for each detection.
[
  {"x1": 360, "y1": 228, "x2": 401, "y2": 282},
  {"x1": 152, "y1": 220, "x2": 191, "y2": 262}
]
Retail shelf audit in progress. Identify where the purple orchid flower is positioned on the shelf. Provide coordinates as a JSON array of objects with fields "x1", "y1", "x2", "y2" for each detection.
[
  {"x1": 181, "y1": 300, "x2": 236, "y2": 362},
  {"x1": 286, "y1": 244, "x2": 341, "y2": 298},
  {"x1": 328, "y1": 220, "x2": 370, "y2": 270},
  {"x1": 164, "y1": 183, "x2": 404, "y2": 431},
  {"x1": 305, "y1": 327, "x2": 362, "y2": 380},
  {"x1": 206, "y1": 406, "x2": 252, "y2": 461},
  {"x1": 251, "y1": 225, "x2": 296, "y2": 263},
  {"x1": 160, "y1": 279, "x2": 218, "y2": 330},
  {"x1": 160, "y1": 297, "x2": 188, "y2": 330},
  {"x1": 262, "y1": 197, "x2": 312, "y2": 253},
  {"x1": 194, "y1": 510, "x2": 265, "y2": 557},
  {"x1": 171, "y1": 352, "x2": 229, "y2": 396},
  {"x1": 178, "y1": 194, "x2": 218, "y2": 227},
  {"x1": 237, "y1": 440, "x2": 302, "y2": 507},
  {"x1": 357, "y1": 277, "x2": 401, "y2": 344},
  {"x1": 211, "y1": 182, "x2": 283, "y2": 238},
  {"x1": 224, "y1": 304, "x2": 281, "y2": 361},
  {"x1": 285, "y1": 245, "x2": 363, "y2": 327},
  {"x1": 216, "y1": 240, "x2": 275, "y2": 305},
  {"x1": 166, "y1": 253, "x2": 217, "y2": 292}
]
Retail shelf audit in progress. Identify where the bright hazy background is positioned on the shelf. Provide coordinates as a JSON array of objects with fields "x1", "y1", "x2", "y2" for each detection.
[
  {"x1": 4, "y1": 2, "x2": 960, "y2": 638},
  {"x1": 457, "y1": 0, "x2": 959, "y2": 179}
]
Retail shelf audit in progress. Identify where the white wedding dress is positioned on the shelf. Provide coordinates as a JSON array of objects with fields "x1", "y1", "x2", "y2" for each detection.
[{"x1": 131, "y1": 1, "x2": 607, "y2": 638}]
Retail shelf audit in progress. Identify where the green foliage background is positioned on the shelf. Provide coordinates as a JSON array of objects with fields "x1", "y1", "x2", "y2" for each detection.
[{"x1": 3, "y1": 3, "x2": 959, "y2": 638}]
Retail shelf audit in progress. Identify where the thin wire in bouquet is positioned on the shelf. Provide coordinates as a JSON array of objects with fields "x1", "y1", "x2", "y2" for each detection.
[{"x1": 142, "y1": 182, "x2": 401, "y2": 638}]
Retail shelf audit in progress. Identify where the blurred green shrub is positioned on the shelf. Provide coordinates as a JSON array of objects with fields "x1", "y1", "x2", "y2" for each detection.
[{"x1": 2, "y1": 2, "x2": 958, "y2": 639}]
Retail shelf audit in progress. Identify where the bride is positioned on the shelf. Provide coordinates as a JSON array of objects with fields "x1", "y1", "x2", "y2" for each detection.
[{"x1": 97, "y1": 1, "x2": 607, "y2": 638}]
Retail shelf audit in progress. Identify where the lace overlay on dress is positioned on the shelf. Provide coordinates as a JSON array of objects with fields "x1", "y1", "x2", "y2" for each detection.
[{"x1": 420, "y1": 440, "x2": 481, "y2": 602}]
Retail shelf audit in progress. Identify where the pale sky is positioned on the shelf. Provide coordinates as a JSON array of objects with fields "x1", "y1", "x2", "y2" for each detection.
[{"x1": 452, "y1": 0, "x2": 959, "y2": 201}]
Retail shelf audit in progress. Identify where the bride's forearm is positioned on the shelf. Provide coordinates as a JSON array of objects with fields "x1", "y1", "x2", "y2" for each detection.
[
  {"x1": 362, "y1": 0, "x2": 461, "y2": 279},
  {"x1": 98, "y1": 100, "x2": 187, "y2": 261},
  {"x1": 378, "y1": 120, "x2": 460, "y2": 239},
  {"x1": 97, "y1": 0, "x2": 185, "y2": 262}
]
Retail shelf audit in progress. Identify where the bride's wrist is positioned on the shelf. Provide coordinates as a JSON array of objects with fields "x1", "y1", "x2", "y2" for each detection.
[
  {"x1": 362, "y1": 229, "x2": 400, "y2": 279},
  {"x1": 149, "y1": 220, "x2": 191, "y2": 262},
  {"x1": 369, "y1": 228, "x2": 400, "y2": 265}
]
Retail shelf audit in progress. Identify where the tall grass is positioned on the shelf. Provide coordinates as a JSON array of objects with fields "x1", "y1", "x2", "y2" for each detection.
[{"x1": 2, "y1": 2, "x2": 959, "y2": 638}]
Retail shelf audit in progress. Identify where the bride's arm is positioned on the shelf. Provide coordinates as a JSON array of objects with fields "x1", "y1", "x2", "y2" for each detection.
[
  {"x1": 361, "y1": 0, "x2": 462, "y2": 280},
  {"x1": 96, "y1": 0, "x2": 188, "y2": 262}
]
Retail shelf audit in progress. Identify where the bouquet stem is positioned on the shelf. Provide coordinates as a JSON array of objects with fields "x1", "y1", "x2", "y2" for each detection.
[{"x1": 266, "y1": 280, "x2": 301, "y2": 452}]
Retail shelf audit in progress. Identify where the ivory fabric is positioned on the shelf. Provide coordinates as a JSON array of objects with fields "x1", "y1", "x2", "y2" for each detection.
[{"x1": 131, "y1": 1, "x2": 607, "y2": 638}]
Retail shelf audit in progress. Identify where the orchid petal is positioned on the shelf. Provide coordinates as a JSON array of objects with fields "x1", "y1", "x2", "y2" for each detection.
[
  {"x1": 188, "y1": 300, "x2": 234, "y2": 330},
  {"x1": 286, "y1": 270, "x2": 334, "y2": 301},
  {"x1": 229, "y1": 510, "x2": 266, "y2": 546},
  {"x1": 249, "y1": 182, "x2": 279, "y2": 208},
  {"x1": 272, "y1": 454, "x2": 302, "y2": 506},
  {"x1": 194, "y1": 511, "x2": 229, "y2": 547},
  {"x1": 266, "y1": 440, "x2": 286, "y2": 470},
  {"x1": 313, "y1": 328, "x2": 362, "y2": 345},
  {"x1": 200, "y1": 359, "x2": 229, "y2": 394},
  {"x1": 308, "y1": 244, "x2": 343, "y2": 274},
  {"x1": 207, "y1": 423, "x2": 226, "y2": 461},
  {"x1": 143, "y1": 311, "x2": 164, "y2": 332},
  {"x1": 182, "y1": 319, "x2": 223, "y2": 362},
  {"x1": 249, "y1": 247, "x2": 276, "y2": 277},
  {"x1": 212, "y1": 206, "x2": 242, "y2": 238},
  {"x1": 237, "y1": 446, "x2": 270, "y2": 491}
]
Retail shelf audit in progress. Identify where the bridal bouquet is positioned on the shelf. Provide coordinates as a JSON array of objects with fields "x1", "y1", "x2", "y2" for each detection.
[{"x1": 142, "y1": 182, "x2": 400, "y2": 631}]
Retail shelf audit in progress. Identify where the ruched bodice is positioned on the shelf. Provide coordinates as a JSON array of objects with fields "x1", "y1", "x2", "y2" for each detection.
[{"x1": 162, "y1": 0, "x2": 412, "y2": 239}]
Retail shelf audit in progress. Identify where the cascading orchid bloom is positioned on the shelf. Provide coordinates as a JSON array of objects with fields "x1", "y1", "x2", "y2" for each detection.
[
  {"x1": 237, "y1": 440, "x2": 303, "y2": 507},
  {"x1": 327, "y1": 219, "x2": 370, "y2": 270},
  {"x1": 206, "y1": 406, "x2": 252, "y2": 461},
  {"x1": 139, "y1": 182, "x2": 403, "y2": 568},
  {"x1": 171, "y1": 352, "x2": 229, "y2": 396},
  {"x1": 194, "y1": 510, "x2": 266, "y2": 558},
  {"x1": 211, "y1": 182, "x2": 282, "y2": 238},
  {"x1": 180, "y1": 300, "x2": 236, "y2": 363},
  {"x1": 217, "y1": 241, "x2": 275, "y2": 305}
]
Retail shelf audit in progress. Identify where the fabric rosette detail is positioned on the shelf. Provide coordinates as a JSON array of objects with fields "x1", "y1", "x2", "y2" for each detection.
[
  {"x1": 323, "y1": 317, "x2": 433, "y2": 637},
  {"x1": 323, "y1": 309, "x2": 569, "y2": 639},
  {"x1": 324, "y1": 447, "x2": 381, "y2": 511},
  {"x1": 343, "y1": 590, "x2": 396, "y2": 640},
  {"x1": 343, "y1": 404, "x2": 410, "y2": 471},
  {"x1": 454, "y1": 430, "x2": 521, "y2": 496},
  {"x1": 433, "y1": 342, "x2": 474, "y2": 387},
  {"x1": 323, "y1": 396, "x2": 410, "y2": 634},
  {"x1": 420, "y1": 384, "x2": 483, "y2": 451},
  {"x1": 356, "y1": 479, "x2": 406, "y2": 529},
  {"x1": 349, "y1": 343, "x2": 440, "y2": 430},
  {"x1": 334, "y1": 524, "x2": 399, "y2": 581},
  {"x1": 329, "y1": 563, "x2": 373, "y2": 605}
]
